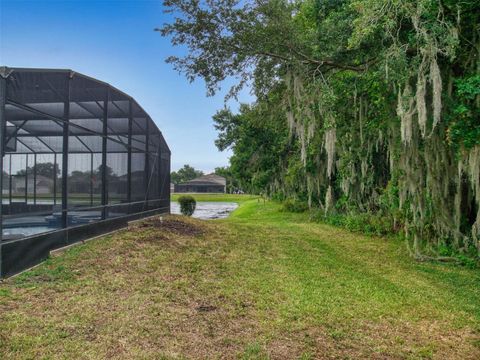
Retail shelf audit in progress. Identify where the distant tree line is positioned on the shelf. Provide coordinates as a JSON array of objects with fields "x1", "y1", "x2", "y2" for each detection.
[{"x1": 15, "y1": 163, "x2": 60, "y2": 177}]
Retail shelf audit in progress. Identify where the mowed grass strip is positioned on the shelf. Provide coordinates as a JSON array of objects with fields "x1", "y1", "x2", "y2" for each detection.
[
  {"x1": 0, "y1": 199, "x2": 479, "y2": 359},
  {"x1": 171, "y1": 193, "x2": 259, "y2": 203}
]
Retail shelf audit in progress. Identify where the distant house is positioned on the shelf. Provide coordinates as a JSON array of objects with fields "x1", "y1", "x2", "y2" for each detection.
[
  {"x1": 9, "y1": 175, "x2": 53, "y2": 195},
  {"x1": 174, "y1": 174, "x2": 226, "y2": 193},
  {"x1": 35, "y1": 176, "x2": 53, "y2": 194}
]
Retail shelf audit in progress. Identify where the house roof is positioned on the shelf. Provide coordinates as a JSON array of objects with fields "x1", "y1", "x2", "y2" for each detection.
[{"x1": 178, "y1": 174, "x2": 226, "y2": 186}]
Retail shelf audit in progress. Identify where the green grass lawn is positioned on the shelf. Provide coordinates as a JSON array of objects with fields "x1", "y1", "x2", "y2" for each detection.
[
  {"x1": 1, "y1": 198, "x2": 479, "y2": 359},
  {"x1": 171, "y1": 193, "x2": 259, "y2": 203}
]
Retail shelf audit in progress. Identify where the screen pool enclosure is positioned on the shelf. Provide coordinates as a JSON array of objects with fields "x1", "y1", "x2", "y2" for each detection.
[{"x1": 0, "y1": 67, "x2": 171, "y2": 277}]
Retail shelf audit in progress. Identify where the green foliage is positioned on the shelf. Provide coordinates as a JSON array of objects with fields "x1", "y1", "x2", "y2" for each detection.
[
  {"x1": 177, "y1": 195, "x2": 196, "y2": 216},
  {"x1": 312, "y1": 211, "x2": 397, "y2": 237},
  {"x1": 15, "y1": 162, "x2": 60, "y2": 177},
  {"x1": 161, "y1": 0, "x2": 480, "y2": 260},
  {"x1": 212, "y1": 93, "x2": 291, "y2": 195},
  {"x1": 438, "y1": 245, "x2": 479, "y2": 269},
  {"x1": 281, "y1": 198, "x2": 309, "y2": 213},
  {"x1": 447, "y1": 75, "x2": 480, "y2": 150},
  {"x1": 214, "y1": 166, "x2": 241, "y2": 193},
  {"x1": 171, "y1": 164, "x2": 203, "y2": 184}
]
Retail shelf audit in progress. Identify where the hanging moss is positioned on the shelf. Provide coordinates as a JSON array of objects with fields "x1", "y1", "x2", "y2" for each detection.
[{"x1": 182, "y1": 0, "x2": 480, "y2": 261}]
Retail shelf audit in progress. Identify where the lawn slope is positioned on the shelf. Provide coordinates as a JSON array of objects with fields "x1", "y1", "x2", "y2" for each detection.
[{"x1": 1, "y1": 199, "x2": 479, "y2": 359}]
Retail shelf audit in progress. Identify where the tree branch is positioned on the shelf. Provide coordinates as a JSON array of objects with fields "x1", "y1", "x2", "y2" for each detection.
[{"x1": 255, "y1": 46, "x2": 377, "y2": 72}]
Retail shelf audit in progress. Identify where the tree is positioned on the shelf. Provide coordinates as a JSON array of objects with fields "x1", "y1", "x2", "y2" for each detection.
[
  {"x1": 212, "y1": 88, "x2": 292, "y2": 195},
  {"x1": 160, "y1": 0, "x2": 480, "y2": 259},
  {"x1": 171, "y1": 164, "x2": 204, "y2": 184},
  {"x1": 158, "y1": 0, "x2": 371, "y2": 98},
  {"x1": 16, "y1": 162, "x2": 60, "y2": 177},
  {"x1": 34, "y1": 162, "x2": 60, "y2": 177},
  {"x1": 214, "y1": 166, "x2": 239, "y2": 193},
  {"x1": 94, "y1": 165, "x2": 116, "y2": 180}
]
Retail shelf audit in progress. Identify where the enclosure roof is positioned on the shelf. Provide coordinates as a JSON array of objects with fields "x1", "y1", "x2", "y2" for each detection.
[
  {"x1": 1, "y1": 66, "x2": 131, "y2": 100},
  {"x1": 1, "y1": 66, "x2": 170, "y2": 154}
]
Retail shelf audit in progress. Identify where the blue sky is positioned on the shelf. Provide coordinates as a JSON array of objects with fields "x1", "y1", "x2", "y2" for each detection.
[{"x1": 0, "y1": 0, "x2": 251, "y2": 172}]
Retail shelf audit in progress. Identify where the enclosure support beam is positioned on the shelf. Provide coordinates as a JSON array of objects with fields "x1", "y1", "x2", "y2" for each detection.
[
  {"x1": 33, "y1": 154, "x2": 37, "y2": 205},
  {"x1": 90, "y1": 153, "x2": 94, "y2": 207},
  {"x1": 101, "y1": 86, "x2": 109, "y2": 219},
  {"x1": 61, "y1": 75, "x2": 71, "y2": 229},
  {"x1": 144, "y1": 119, "x2": 150, "y2": 208},
  {"x1": 35, "y1": 137, "x2": 56, "y2": 153},
  {"x1": 24, "y1": 154, "x2": 28, "y2": 204},
  {"x1": 158, "y1": 144, "x2": 162, "y2": 202},
  {"x1": 8, "y1": 155, "x2": 12, "y2": 205},
  {"x1": 53, "y1": 154, "x2": 57, "y2": 205},
  {"x1": 5, "y1": 119, "x2": 28, "y2": 144},
  {"x1": 0, "y1": 76, "x2": 6, "y2": 276},
  {"x1": 127, "y1": 99, "x2": 132, "y2": 204},
  {"x1": 16, "y1": 138, "x2": 35, "y2": 153}
]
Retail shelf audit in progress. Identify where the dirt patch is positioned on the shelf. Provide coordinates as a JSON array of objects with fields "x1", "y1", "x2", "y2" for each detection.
[
  {"x1": 132, "y1": 215, "x2": 206, "y2": 241},
  {"x1": 196, "y1": 304, "x2": 217, "y2": 312}
]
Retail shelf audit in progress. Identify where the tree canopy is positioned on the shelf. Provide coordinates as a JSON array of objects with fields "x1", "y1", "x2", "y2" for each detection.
[
  {"x1": 171, "y1": 164, "x2": 204, "y2": 184},
  {"x1": 16, "y1": 162, "x2": 60, "y2": 177},
  {"x1": 160, "y1": 0, "x2": 480, "y2": 260}
]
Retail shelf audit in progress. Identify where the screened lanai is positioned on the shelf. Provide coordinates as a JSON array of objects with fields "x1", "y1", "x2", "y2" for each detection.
[{"x1": 0, "y1": 67, "x2": 170, "y2": 277}]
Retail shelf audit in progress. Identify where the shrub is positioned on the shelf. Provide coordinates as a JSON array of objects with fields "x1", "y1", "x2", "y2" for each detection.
[
  {"x1": 178, "y1": 195, "x2": 196, "y2": 216},
  {"x1": 281, "y1": 198, "x2": 309, "y2": 213},
  {"x1": 310, "y1": 210, "x2": 396, "y2": 237}
]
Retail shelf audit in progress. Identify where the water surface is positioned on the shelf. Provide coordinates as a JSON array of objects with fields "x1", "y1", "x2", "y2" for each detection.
[
  {"x1": 170, "y1": 201, "x2": 238, "y2": 220},
  {"x1": 1, "y1": 202, "x2": 239, "y2": 239}
]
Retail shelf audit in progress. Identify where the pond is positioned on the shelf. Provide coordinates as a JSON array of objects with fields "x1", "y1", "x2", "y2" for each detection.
[{"x1": 170, "y1": 201, "x2": 238, "y2": 220}]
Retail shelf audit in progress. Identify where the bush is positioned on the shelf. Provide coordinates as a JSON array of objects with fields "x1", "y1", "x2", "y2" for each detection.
[
  {"x1": 310, "y1": 211, "x2": 397, "y2": 237},
  {"x1": 178, "y1": 195, "x2": 196, "y2": 216},
  {"x1": 281, "y1": 198, "x2": 309, "y2": 213}
]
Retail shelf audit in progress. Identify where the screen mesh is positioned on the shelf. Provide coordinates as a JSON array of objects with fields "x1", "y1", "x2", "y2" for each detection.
[{"x1": 1, "y1": 68, "x2": 170, "y2": 243}]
